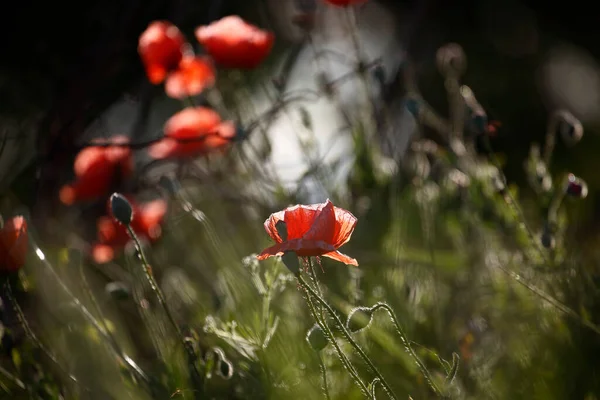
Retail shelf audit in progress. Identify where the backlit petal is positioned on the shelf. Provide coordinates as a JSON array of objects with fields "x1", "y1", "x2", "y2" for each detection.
[
  {"x1": 283, "y1": 203, "x2": 321, "y2": 239},
  {"x1": 263, "y1": 210, "x2": 286, "y2": 243},
  {"x1": 332, "y1": 206, "x2": 358, "y2": 247},
  {"x1": 302, "y1": 199, "x2": 336, "y2": 243},
  {"x1": 322, "y1": 250, "x2": 358, "y2": 266}
]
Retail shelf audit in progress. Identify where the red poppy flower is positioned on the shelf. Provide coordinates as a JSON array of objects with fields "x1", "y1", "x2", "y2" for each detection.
[
  {"x1": 195, "y1": 16, "x2": 274, "y2": 69},
  {"x1": 0, "y1": 216, "x2": 28, "y2": 272},
  {"x1": 323, "y1": 0, "x2": 368, "y2": 6},
  {"x1": 60, "y1": 136, "x2": 133, "y2": 205},
  {"x1": 92, "y1": 198, "x2": 167, "y2": 264},
  {"x1": 257, "y1": 199, "x2": 358, "y2": 266},
  {"x1": 164, "y1": 56, "x2": 215, "y2": 99},
  {"x1": 149, "y1": 107, "x2": 236, "y2": 159},
  {"x1": 139, "y1": 21, "x2": 187, "y2": 84}
]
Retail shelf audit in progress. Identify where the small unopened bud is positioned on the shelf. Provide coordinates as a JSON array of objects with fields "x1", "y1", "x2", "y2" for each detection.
[
  {"x1": 436, "y1": 43, "x2": 467, "y2": 76},
  {"x1": 346, "y1": 306, "x2": 374, "y2": 333},
  {"x1": 105, "y1": 282, "x2": 130, "y2": 300},
  {"x1": 555, "y1": 110, "x2": 583, "y2": 146},
  {"x1": 541, "y1": 230, "x2": 555, "y2": 249},
  {"x1": 281, "y1": 252, "x2": 300, "y2": 275},
  {"x1": 306, "y1": 324, "x2": 328, "y2": 351},
  {"x1": 565, "y1": 174, "x2": 588, "y2": 199},
  {"x1": 217, "y1": 358, "x2": 233, "y2": 379},
  {"x1": 110, "y1": 193, "x2": 133, "y2": 225}
]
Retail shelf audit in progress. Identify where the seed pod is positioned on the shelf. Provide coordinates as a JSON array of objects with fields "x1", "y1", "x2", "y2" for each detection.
[
  {"x1": 565, "y1": 173, "x2": 588, "y2": 199},
  {"x1": 306, "y1": 324, "x2": 328, "y2": 351},
  {"x1": 346, "y1": 306, "x2": 374, "y2": 333},
  {"x1": 110, "y1": 193, "x2": 133, "y2": 225}
]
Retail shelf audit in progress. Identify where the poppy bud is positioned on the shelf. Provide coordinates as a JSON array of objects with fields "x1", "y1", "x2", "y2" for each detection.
[
  {"x1": 565, "y1": 173, "x2": 588, "y2": 199},
  {"x1": 540, "y1": 230, "x2": 555, "y2": 250},
  {"x1": 346, "y1": 306, "x2": 374, "y2": 333},
  {"x1": 436, "y1": 43, "x2": 466, "y2": 77},
  {"x1": 554, "y1": 110, "x2": 583, "y2": 146},
  {"x1": 105, "y1": 281, "x2": 130, "y2": 300},
  {"x1": 110, "y1": 193, "x2": 133, "y2": 225},
  {"x1": 216, "y1": 358, "x2": 234, "y2": 379},
  {"x1": 281, "y1": 252, "x2": 300, "y2": 276},
  {"x1": 306, "y1": 324, "x2": 328, "y2": 351}
]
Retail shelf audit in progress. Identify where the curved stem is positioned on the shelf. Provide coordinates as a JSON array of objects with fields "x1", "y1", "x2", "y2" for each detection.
[
  {"x1": 299, "y1": 275, "x2": 397, "y2": 400},
  {"x1": 301, "y1": 281, "x2": 372, "y2": 398},
  {"x1": 371, "y1": 303, "x2": 442, "y2": 397}
]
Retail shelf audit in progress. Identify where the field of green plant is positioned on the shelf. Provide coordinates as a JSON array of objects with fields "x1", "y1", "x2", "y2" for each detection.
[{"x1": 1, "y1": 1, "x2": 599, "y2": 399}]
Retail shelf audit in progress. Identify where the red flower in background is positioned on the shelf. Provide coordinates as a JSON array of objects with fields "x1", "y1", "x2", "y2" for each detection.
[
  {"x1": 323, "y1": 0, "x2": 368, "y2": 6},
  {"x1": 92, "y1": 198, "x2": 167, "y2": 264},
  {"x1": 139, "y1": 21, "x2": 187, "y2": 84},
  {"x1": 60, "y1": 136, "x2": 133, "y2": 205},
  {"x1": 257, "y1": 199, "x2": 358, "y2": 266},
  {"x1": 139, "y1": 21, "x2": 215, "y2": 99},
  {"x1": 165, "y1": 56, "x2": 215, "y2": 99},
  {"x1": 0, "y1": 216, "x2": 28, "y2": 272},
  {"x1": 149, "y1": 107, "x2": 235, "y2": 159},
  {"x1": 195, "y1": 16, "x2": 274, "y2": 69}
]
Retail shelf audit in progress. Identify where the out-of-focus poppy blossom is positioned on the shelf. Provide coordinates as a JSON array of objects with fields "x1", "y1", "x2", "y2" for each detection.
[
  {"x1": 0, "y1": 216, "x2": 28, "y2": 272},
  {"x1": 257, "y1": 199, "x2": 358, "y2": 266},
  {"x1": 149, "y1": 107, "x2": 236, "y2": 160},
  {"x1": 92, "y1": 198, "x2": 167, "y2": 264},
  {"x1": 60, "y1": 136, "x2": 134, "y2": 206},
  {"x1": 195, "y1": 16, "x2": 274, "y2": 69},
  {"x1": 323, "y1": 0, "x2": 368, "y2": 6},
  {"x1": 164, "y1": 56, "x2": 215, "y2": 99},
  {"x1": 138, "y1": 21, "x2": 187, "y2": 84}
]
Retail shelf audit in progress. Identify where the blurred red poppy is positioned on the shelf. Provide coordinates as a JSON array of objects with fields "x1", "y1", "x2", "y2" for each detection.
[
  {"x1": 138, "y1": 21, "x2": 187, "y2": 84},
  {"x1": 195, "y1": 16, "x2": 274, "y2": 69},
  {"x1": 139, "y1": 21, "x2": 215, "y2": 99},
  {"x1": 323, "y1": 0, "x2": 368, "y2": 6},
  {"x1": 149, "y1": 107, "x2": 236, "y2": 159},
  {"x1": 92, "y1": 198, "x2": 167, "y2": 264},
  {"x1": 0, "y1": 216, "x2": 28, "y2": 272},
  {"x1": 165, "y1": 56, "x2": 215, "y2": 99},
  {"x1": 60, "y1": 136, "x2": 133, "y2": 205},
  {"x1": 257, "y1": 199, "x2": 358, "y2": 266}
]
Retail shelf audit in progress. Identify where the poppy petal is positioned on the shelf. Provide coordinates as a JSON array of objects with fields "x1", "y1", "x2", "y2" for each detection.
[
  {"x1": 257, "y1": 238, "x2": 335, "y2": 259},
  {"x1": 263, "y1": 210, "x2": 286, "y2": 243},
  {"x1": 332, "y1": 206, "x2": 358, "y2": 247},
  {"x1": 322, "y1": 250, "x2": 358, "y2": 266},
  {"x1": 302, "y1": 200, "x2": 336, "y2": 243},
  {"x1": 165, "y1": 56, "x2": 215, "y2": 99},
  {"x1": 283, "y1": 203, "x2": 321, "y2": 240}
]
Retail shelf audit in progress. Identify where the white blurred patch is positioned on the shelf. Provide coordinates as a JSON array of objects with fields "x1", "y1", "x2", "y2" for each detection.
[{"x1": 539, "y1": 45, "x2": 600, "y2": 123}]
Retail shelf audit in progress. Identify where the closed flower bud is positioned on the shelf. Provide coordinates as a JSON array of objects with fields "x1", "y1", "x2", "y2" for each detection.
[
  {"x1": 110, "y1": 193, "x2": 133, "y2": 225},
  {"x1": 105, "y1": 281, "x2": 130, "y2": 300},
  {"x1": 555, "y1": 110, "x2": 583, "y2": 146},
  {"x1": 346, "y1": 306, "x2": 373, "y2": 333},
  {"x1": 306, "y1": 324, "x2": 328, "y2": 351},
  {"x1": 436, "y1": 43, "x2": 466, "y2": 76},
  {"x1": 565, "y1": 174, "x2": 588, "y2": 199},
  {"x1": 216, "y1": 357, "x2": 234, "y2": 379}
]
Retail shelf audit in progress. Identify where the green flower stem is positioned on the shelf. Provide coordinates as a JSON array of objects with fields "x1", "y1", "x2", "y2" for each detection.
[
  {"x1": 371, "y1": 303, "x2": 443, "y2": 397},
  {"x1": 299, "y1": 275, "x2": 397, "y2": 400},
  {"x1": 317, "y1": 353, "x2": 331, "y2": 400},
  {"x1": 301, "y1": 279, "x2": 372, "y2": 399},
  {"x1": 126, "y1": 226, "x2": 203, "y2": 387}
]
